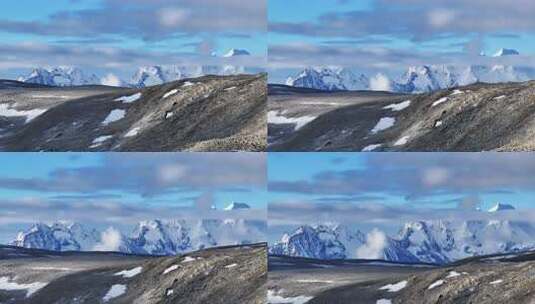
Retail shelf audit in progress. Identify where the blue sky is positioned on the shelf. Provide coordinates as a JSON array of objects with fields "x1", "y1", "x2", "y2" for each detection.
[
  {"x1": 0, "y1": 0, "x2": 266, "y2": 80},
  {"x1": 0, "y1": 153, "x2": 267, "y2": 243},
  {"x1": 268, "y1": 0, "x2": 535, "y2": 82},
  {"x1": 268, "y1": 153, "x2": 535, "y2": 241}
]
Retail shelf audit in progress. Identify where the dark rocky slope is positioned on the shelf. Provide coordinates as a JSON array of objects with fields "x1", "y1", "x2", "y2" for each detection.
[
  {"x1": 0, "y1": 74, "x2": 266, "y2": 152},
  {"x1": 269, "y1": 81, "x2": 535, "y2": 152},
  {"x1": 0, "y1": 243, "x2": 267, "y2": 304}
]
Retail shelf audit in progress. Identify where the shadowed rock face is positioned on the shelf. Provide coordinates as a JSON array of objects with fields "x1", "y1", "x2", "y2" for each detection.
[
  {"x1": 269, "y1": 81, "x2": 535, "y2": 152},
  {"x1": 0, "y1": 243, "x2": 267, "y2": 304},
  {"x1": 0, "y1": 74, "x2": 266, "y2": 152}
]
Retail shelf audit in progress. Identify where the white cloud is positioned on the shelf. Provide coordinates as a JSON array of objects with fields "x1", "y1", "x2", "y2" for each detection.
[
  {"x1": 427, "y1": 9, "x2": 457, "y2": 28},
  {"x1": 158, "y1": 8, "x2": 190, "y2": 27},
  {"x1": 422, "y1": 167, "x2": 450, "y2": 187},
  {"x1": 100, "y1": 73, "x2": 123, "y2": 87},
  {"x1": 93, "y1": 227, "x2": 123, "y2": 252},
  {"x1": 369, "y1": 73, "x2": 392, "y2": 91},
  {"x1": 356, "y1": 228, "x2": 387, "y2": 259},
  {"x1": 158, "y1": 164, "x2": 186, "y2": 184}
]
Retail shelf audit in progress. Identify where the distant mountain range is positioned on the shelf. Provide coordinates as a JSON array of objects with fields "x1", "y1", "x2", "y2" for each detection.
[
  {"x1": 16, "y1": 49, "x2": 260, "y2": 88},
  {"x1": 286, "y1": 48, "x2": 535, "y2": 93},
  {"x1": 12, "y1": 217, "x2": 265, "y2": 256},
  {"x1": 269, "y1": 203, "x2": 535, "y2": 264},
  {"x1": 9, "y1": 202, "x2": 266, "y2": 255}
]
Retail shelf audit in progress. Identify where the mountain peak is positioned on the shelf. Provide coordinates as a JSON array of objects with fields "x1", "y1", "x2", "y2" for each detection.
[
  {"x1": 12, "y1": 219, "x2": 265, "y2": 255},
  {"x1": 286, "y1": 66, "x2": 369, "y2": 91},
  {"x1": 17, "y1": 66, "x2": 100, "y2": 87},
  {"x1": 488, "y1": 202, "x2": 516, "y2": 212},
  {"x1": 222, "y1": 48, "x2": 250, "y2": 57},
  {"x1": 492, "y1": 48, "x2": 520, "y2": 57},
  {"x1": 224, "y1": 202, "x2": 251, "y2": 210}
]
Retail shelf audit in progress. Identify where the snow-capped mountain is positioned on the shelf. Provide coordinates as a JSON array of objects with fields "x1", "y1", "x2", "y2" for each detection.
[
  {"x1": 270, "y1": 219, "x2": 535, "y2": 264},
  {"x1": 286, "y1": 64, "x2": 533, "y2": 94},
  {"x1": 17, "y1": 67, "x2": 101, "y2": 87},
  {"x1": 269, "y1": 224, "x2": 365, "y2": 259},
  {"x1": 224, "y1": 202, "x2": 251, "y2": 210},
  {"x1": 396, "y1": 64, "x2": 531, "y2": 93},
  {"x1": 130, "y1": 65, "x2": 248, "y2": 88},
  {"x1": 286, "y1": 67, "x2": 369, "y2": 91},
  {"x1": 15, "y1": 48, "x2": 258, "y2": 88},
  {"x1": 12, "y1": 221, "x2": 100, "y2": 251},
  {"x1": 488, "y1": 202, "x2": 516, "y2": 212},
  {"x1": 17, "y1": 64, "x2": 251, "y2": 88},
  {"x1": 492, "y1": 48, "x2": 520, "y2": 57},
  {"x1": 285, "y1": 49, "x2": 533, "y2": 93},
  {"x1": 223, "y1": 48, "x2": 251, "y2": 57},
  {"x1": 11, "y1": 218, "x2": 266, "y2": 255}
]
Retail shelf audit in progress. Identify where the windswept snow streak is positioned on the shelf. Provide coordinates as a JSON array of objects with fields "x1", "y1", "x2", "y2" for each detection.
[
  {"x1": 90, "y1": 135, "x2": 113, "y2": 148},
  {"x1": 362, "y1": 144, "x2": 382, "y2": 152},
  {"x1": 432, "y1": 97, "x2": 448, "y2": 107},
  {"x1": 428, "y1": 280, "x2": 444, "y2": 290},
  {"x1": 124, "y1": 127, "x2": 141, "y2": 138},
  {"x1": 446, "y1": 271, "x2": 461, "y2": 278},
  {"x1": 394, "y1": 136, "x2": 410, "y2": 146},
  {"x1": 162, "y1": 89, "x2": 178, "y2": 99},
  {"x1": 163, "y1": 265, "x2": 179, "y2": 275},
  {"x1": 182, "y1": 256, "x2": 197, "y2": 263}
]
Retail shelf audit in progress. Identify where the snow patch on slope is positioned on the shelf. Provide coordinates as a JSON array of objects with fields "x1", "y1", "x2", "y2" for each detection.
[
  {"x1": 102, "y1": 109, "x2": 126, "y2": 125},
  {"x1": 371, "y1": 117, "x2": 395, "y2": 134},
  {"x1": 0, "y1": 277, "x2": 47, "y2": 298},
  {"x1": 0, "y1": 104, "x2": 47, "y2": 123},
  {"x1": 115, "y1": 93, "x2": 141, "y2": 103},
  {"x1": 268, "y1": 111, "x2": 316, "y2": 130},
  {"x1": 103, "y1": 284, "x2": 126, "y2": 302}
]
